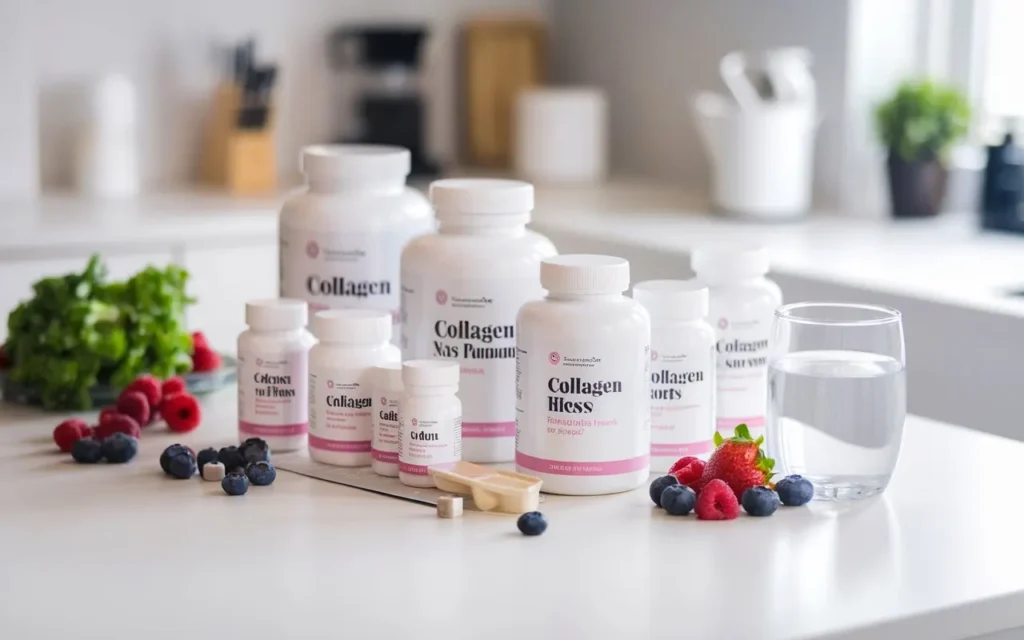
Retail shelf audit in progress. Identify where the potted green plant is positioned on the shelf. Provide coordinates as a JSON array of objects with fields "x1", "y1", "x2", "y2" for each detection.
[{"x1": 875, "y1": 79, "x2": 971, "y2": 218}]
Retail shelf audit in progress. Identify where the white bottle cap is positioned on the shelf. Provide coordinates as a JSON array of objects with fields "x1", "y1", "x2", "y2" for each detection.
[
  {"x1": 632, "y1": 280, "x2": 709, "y2": 320},
  {"x1": 245, "y1": 299, "x2": 308, "y2": 331},
  {"x1": 691, "y1": 246, "x2": 770, "y2": 283},
  {"x1": 429, "y1": 178, "x2": 533, "y2": 226},
  {"x1": 374, "y1": 362, "x2": 404, "y2": 391},
  {"x1": 312, "y1": 309, "x2": 392, "y2": 345},
  {"x1": 540, "y1": 254, "x2": 630, "y2": 295},
  {"x1": 301, "y1": 144, "x2": 411, "y2": 183},
  {"x1": 402, "y1": 359, "x2": 460, "y2": 389}
]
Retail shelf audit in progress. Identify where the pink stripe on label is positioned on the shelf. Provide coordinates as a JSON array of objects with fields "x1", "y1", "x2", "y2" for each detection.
[
  {"x1": 308, "y1": 435, "x2": 371, "y2": 452},
  {"x1": 239, "y1": 421, "x2": 308, "y2": 437},
  {"x1": 462, "y1": 421, "x2": 516, "y2": 438},
  {"x1": 372, "y1": 449, "x2": 398, "y2": 463},
  {"x1": 399, "y1": 462, "x2": 429, "y2": 475},
  {"x1": 651, "y1": 441, "x2": 713, "y2": 457},
  {"x1": 515, "y1": 452, "x2": 649, "y2": 476},
  {"x1": 716, "y1": 416, "x2": 765, "y2": 432}
]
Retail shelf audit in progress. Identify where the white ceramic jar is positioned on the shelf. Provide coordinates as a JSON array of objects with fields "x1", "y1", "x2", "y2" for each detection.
[
  {"x1": 398, "y1": 360, "x2": 462, "y2": 488},
  {"x1": 691, "y1": 246, "x2": 783, "y2": 440},
  {"x1": 279, "y1": 144, "x2": 434, "y2": 341},
  {"x1": 632, "y1": 280, "x2": 716, "y2": 470},
  {"x1": 400, "y1": 178, "x2": 556, "y2": 463},
  {"x1": 515, "y1": 255, "x2": 651, "y2": 496},
  {"x1": 237, "y1": 299, "x2": 316, "y2": 452},
  {"x1": 308, "y1": 309, "x2": 401, "y2": 466},
  {"x1": 371, "y1": 362, "x2": 403, "y2": 477}
]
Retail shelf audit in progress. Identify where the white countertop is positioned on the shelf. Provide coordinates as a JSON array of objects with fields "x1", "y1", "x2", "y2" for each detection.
[{"x1": 1, "y1": 388, "x2": 1023, "y2": 640}]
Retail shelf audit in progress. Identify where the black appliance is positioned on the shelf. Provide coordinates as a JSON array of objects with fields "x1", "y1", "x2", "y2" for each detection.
[{"x1": 982, "y1": 132, "x2": 1024, "y2": 233}]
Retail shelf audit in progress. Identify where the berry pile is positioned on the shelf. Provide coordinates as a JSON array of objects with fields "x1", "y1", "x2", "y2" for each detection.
[
  {"x1": 70, "y1": 432, "x2": 139, "y2": 465},
  {"x1": 159, "y1": 437, "x2": 278, "y2": 497},
  {"x1": 650, "y1": 424, "x2": 815, "y2": 520}
]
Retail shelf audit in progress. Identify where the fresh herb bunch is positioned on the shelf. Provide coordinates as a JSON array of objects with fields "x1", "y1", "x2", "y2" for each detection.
[
  {"x1": 875, "y1": 79, "x2": 971, "y2": 162},
  {"x1": 3, "y1": 255, "x2": 195, "y2": 409}
]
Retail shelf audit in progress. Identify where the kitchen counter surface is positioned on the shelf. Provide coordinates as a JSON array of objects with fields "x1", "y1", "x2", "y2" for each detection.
[{"x1": 1, "y1": 388, "x2": 1023, "y2": 640}]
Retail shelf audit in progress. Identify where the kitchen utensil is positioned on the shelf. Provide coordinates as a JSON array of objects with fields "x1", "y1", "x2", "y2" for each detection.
[
  {"x1": 429, "y1": 461, "x2": 542, "y2": 514},
  {"x1": 73, "y1": 73, "x2": 139, "y2": 198},
  {"x1": 514, "y1": 87, "x2": 607, "y2": 184},
  {"x1": 763, "y1": 47, "x2": 815, "y2": 106},
  {"x1": 719, "y1": 51, "x2": 762, "y2": 110}
]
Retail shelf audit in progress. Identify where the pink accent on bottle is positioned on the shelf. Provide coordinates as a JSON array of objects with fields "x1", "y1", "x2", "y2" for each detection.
[
  {"x1": 716, "y1": 416, "x2": 765, "y2": 433},
  {"x1": 239, "y1": 421, "x2": 308, "y2": 437},
  {"x1": 515, "y1": 452, "x2": 650, "y2": 476},
  {"x1": 308, "y1": 435, "x2": 371, "y2": 452},
  {"x1": 372, "y1": 449, "x2": 399, "y2": 463},
  {"x1": 461, "y1": 421, "x2": 516, "y2": 438},
  {"x1": 651, "y1": 441, "x2": 713, "y2": 457}
]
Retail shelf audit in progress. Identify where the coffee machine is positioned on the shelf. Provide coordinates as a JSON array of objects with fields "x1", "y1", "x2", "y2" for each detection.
[{"x1": 327, "y1": 25, "x2": 439, "y2": 177}]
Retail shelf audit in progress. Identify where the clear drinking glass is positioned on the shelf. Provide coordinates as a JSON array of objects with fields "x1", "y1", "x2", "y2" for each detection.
[{"x1": 767, "y1": 303, "x2": 906, "y2": 501}]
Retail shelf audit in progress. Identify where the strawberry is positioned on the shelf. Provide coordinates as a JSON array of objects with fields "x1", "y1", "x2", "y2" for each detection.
[
  {"x1": 694, "y1": 424, "x2": 774, "y2": 500},
  {"x1": 670, "y1": 457, "x2": 706, "y2": 487}
]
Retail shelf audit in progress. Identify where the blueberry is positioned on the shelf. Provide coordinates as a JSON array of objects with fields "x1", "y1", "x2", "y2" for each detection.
[
  {"x1": 100, "y1": 433, "x2": 138, "y2": 464},
  {"x1": 661, "y1": 484, "x2": 697, "y2": 516},
  {"x1": 239, "y1": 438, "x2": 271, "y2": 464},
  {"x1": 71, "y1": 438, "x2": 104, "y2": 464},
  {"x1": 516, "y1": 511, "x2": 547, "y2": 536},
  {"x1": 221, "y1": 470, "x2": 250, "y2": 496},
  {"x1": 160, "y1": 444, "x2": 189, "y2": 474},
  {"x1": 776, "y1": 475, "x2": 814, "y2": 506},
  {"x1": 217, "y1": 446, "x2": 245, "y2": 473},
  {"x1": 196, "y1": 447, "x2": 219, "y2": 474},
  {"x1": 245, "y1": 461, "x2": 277, "y2": 486},
  {"x1": 741, "y1": 486, "x2": 779, "y2": 517},
  {"x1": 167, "y1": 452, "x2": 197, "y2": 479},
  {"x1": 649, "y1": 474, "x2": 679, "y2": 507}
]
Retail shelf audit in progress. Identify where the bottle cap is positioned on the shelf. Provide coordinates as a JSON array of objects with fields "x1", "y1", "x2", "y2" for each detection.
[
  {"x1": 691, "y1": 246, "x2": 770, "y2": 282},
  {"x1": 301, "y1": 144, "x2": 410, "y2": 183},
  {"x1": 374, "y1": 362, "x2": 404, "y2": 391},
  {"x1": 632, "y1": 280, "x2": 708, "y2": 320},
  {"x1": 402, "y1": 359, "x2": 460, "y2": 389},
  {"x1": 312, "y1": 309, "x2": 392, "y2": 345},
  {"x1": 540, "y1": 254, "x2": 630, "y2": 295},
  {"x1": 429, "y1": 178, "x2": 533, "y2": 227},
  {"x1": 245, "y1": 299, "x2": 308, "y2": 331}
]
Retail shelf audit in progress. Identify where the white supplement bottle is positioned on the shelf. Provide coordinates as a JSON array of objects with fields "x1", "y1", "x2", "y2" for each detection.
[
  {"x1": 279, "y1": 145, "x2": 434, "y2": 340},
  {"x1": 400, "y1": 178, "x2": 557, "y2": 463},
  {"x1": 370, "y1": 362, "x2": 403, "y2": 477},
  {"x1": 632, "y1": 280, "x2": 716, "y2": 471},
  {"x1": 308, "y1": 309, "x2": 401, "y2": 466},
  {"x1": 398, "y1": 360, "x2": 462, "y2": 488},
  {"x1": 691, "y1": 246, "x2": 782, "y2": 440},
  {"x1": 515, "y1": 255, "x2": 651, "y2": 496},
  {"x1": 237, "y1": 299, "x2": 316, "y2": 452}
]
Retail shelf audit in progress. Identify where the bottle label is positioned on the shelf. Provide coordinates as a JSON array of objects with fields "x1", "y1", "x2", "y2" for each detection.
[
  {"x1": 238, "y1": 350, "x2": 308, "y2": 437},
  {"x1": 308, "y1": 368, "x2": 374, "y2": 452},
  {"x1": 515, "y1": 339, "x2": 650, "y2": 476},
  {"x1": 397, "y1": 410, "x2": 462, "y2": 475},
  {"x1": 401, "y1": 273, "x2": 543, "y2": 438},
  {"x1": 712, "y1": 311, "x2": 771, "y2": 436},
  {"x1": 372, "y1": 392, "x2": 401, "y2": 464},
  {"x1": 649, "y1": 341, "x2": 714, "y2": 457},
  {"x1": 280, "y1": 223, "x2": 429, "y2": 331}
]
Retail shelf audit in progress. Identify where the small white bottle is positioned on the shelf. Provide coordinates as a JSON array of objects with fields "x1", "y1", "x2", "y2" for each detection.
[
  {"x1": 691, "y1": 246, "x2": 783, "y2": 440},
  {"x1": 237, "y1": 299, "x2": 316, "y2": 452},
  {"x1": 632, "y1": 280, "x2": 716, "y2": 471},
  {"x1": 308, "y1": 309, "x2": 401, "y2": 466},
  {"x1": 401, "y1": 178, "x2": 557, "y2": 463},
  {"x1": 515, "y1": 255, "x2": 651, "y2": 496},
  {"x1": 371, "y1": 362, "x2": 403, "y2": 477},
  {"x1": 398, "y1": 360, "x2": 462, "y2": 488}
]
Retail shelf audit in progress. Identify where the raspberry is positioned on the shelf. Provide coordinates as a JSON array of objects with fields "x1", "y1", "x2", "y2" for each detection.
[
  {"x1": 98, "y1": 405, "x2": 119, "y2": 425},
  {"x1": 124, "y1": 375, "x2": 162, "y2": 411},
  {"x1": 94, "y1": 414, "x2": 141, "y2": 441},
  {"x1": 161, "y1": 376, "x2": 187, "y2": 398},
  {"x1": 190, "y1": 347, "x2": 221, "y2": 373},
  {"x1": 53, "y1": 419, "x2": 89, "y2": 453},
  {"x1": 191, "y1": 331, "x2": 210, "y2": 352},
  {"x1": 670, "y1": 458, "x2": 706, "y2": 488},
  {"x1": 694, "y1": 479, "x2": 740, "y2": 521},
  {"x1": 115, "y1": 390, "x2": 150, "y2": 427},
  {"x1": 668, "y1": 456, "x2": 699, "y2": 475},
  {"x1": 162, "y1": 392, "x2": 202, "y2": 433},
  {"x1": 81, "y1": 425, "x2": 96, "y2": 439}
]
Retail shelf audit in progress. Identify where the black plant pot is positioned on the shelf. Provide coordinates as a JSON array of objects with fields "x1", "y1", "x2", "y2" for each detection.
[{"x1": 886, "y1": 151, "x2": 948, "y2": 218}]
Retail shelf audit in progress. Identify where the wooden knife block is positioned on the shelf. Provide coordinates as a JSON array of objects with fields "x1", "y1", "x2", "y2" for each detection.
[
  {"x1": 462, "y1": 17, "x2": 547, "y2": 168},
  {"x1": 200, "y1": 83, "x2": 277, "y2": 194}
]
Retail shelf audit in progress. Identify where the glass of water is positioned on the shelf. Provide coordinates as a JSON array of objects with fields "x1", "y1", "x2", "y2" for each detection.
[{"x1": 767, "y1": 303, "x2": 906, "y2": 501}]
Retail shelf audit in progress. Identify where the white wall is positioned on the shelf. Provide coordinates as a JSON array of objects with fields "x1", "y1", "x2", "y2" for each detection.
[
  {"x1": 29, "y1": 0, "x2": 549, "y2": 190},
  {"x1": 550, "y1": 0, "x2": 850, "y2": 208},
  {"x1": 0, "y1": 0, "x2": 39, "y2": 198}
]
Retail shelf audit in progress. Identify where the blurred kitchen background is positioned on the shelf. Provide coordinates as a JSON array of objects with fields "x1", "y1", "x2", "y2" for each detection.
[{"x1": 3, "y1": 0, "x2": 1024, "y2": 436}]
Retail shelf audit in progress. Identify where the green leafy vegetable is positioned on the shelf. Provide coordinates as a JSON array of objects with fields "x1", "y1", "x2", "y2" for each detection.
[{"x1": 3, "y1": 255, "x2": 195, "y2": 409}]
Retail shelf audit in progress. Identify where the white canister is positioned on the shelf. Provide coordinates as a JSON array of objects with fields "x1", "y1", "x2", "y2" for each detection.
[{"x1": 514, "y1": 87, "x2": 607, "y2": 184}]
